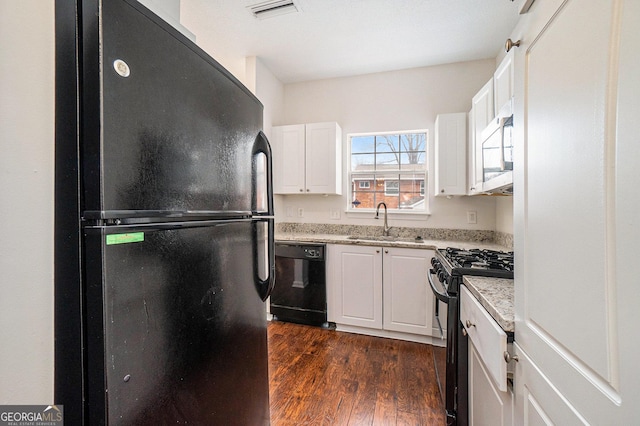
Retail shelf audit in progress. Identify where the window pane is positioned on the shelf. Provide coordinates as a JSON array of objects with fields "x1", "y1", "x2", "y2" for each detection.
[
  {"x1": 351, "y1": 153, "x2": 375, "y2": 171},
  {"x1": 399, "y1": 151, "x2": 426, "y2": 170},
  {"x1": 376, "y1": 153, "x2": 399, "y2": 169},
  {"x1": 351, "y1": 135, "x2": 375, "y2": 154},
  {"x1": 376, "y1": 135, "x2": 399, "y2": 153},
  {"x1": 351, "y1": 174, "x2": 374, "y2": 209},
  {"x1": 398, "y1": 174, "x2": 426, "y2": 210}
]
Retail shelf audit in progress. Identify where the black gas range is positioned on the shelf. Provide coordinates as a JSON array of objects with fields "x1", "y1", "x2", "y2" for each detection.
[
  {"x1": 428, "y1": 247, "x2": 514, "y2": 426},
  {"x1": 435, "y1": 247, "x2": 514, "y2": 286}
]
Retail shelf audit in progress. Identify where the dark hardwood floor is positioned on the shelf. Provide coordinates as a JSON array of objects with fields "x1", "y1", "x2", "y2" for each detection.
[{"x1": 267, "y1": 321, "x2": 446, "y2": 425}]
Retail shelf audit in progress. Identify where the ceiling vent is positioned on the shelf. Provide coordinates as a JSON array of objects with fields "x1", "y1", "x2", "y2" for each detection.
[{"x1": 248, "y1": 0, "x2": 300, "y2": 20}]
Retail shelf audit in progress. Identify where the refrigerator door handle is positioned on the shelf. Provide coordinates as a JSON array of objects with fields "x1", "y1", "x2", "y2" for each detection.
[
  {"x1": 253, "y1": 218, "x2": 276, "y2": 301},
  {"x1": 252, "y1": 131, "x2": 275, "y2": 301},
  {"x1": 252, "y1": 131, "x2": 274, "y2": 216}
]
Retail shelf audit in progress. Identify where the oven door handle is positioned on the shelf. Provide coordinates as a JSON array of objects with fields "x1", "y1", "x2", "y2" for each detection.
[
  {"x1": 428, "y1": 268, "x2": 450, "y2": 303},
  {"x1": 434, "y1": 298, "x2": 445, "y2": 340}
]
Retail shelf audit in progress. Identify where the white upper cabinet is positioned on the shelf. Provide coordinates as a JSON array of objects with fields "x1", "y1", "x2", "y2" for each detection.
[
  {"x1": 469, "y1": 79, "x2": 494, "y2": 195},
  {"x1": 272, "y1": 122, "x2": 342, "y2": 195},
  {"x1": 513, "y1": 0, "x2": 640, "y2": 424},
  {"x1": 272, "y1": 124, "x2": 305, "y2": 194},
  {"x1": 434, "y1": 113, "x2": 467, "y2": 196},
  {"x1": 493, "y1": 50, "x2": 514, "y2": 117}
]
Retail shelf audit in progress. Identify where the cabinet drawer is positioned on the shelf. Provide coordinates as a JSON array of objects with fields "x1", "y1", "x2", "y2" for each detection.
[{"x1": 460, "y1": 285, "x2": 508, "y2": 392}]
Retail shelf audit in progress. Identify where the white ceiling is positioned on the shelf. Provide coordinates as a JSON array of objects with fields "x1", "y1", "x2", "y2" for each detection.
[{"x1": 183, "y1": 0, "x2": 525, "y2": 84}]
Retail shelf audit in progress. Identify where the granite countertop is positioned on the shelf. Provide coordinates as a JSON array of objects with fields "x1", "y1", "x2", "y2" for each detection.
[
  {"x1": 462, "y1": 276, "x2": 514, "y2": 333},
  {"x1": 275, "y1": 232, "x2": 510, "y2": 252}
]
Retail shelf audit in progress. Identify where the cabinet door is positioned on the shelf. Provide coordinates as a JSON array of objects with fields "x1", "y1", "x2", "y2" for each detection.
[
  {"x1": 513, "y1": 0, "x2": 640, "y2": 423},
  {"x1": 468, "y1": 342, "x2": 513, "y2": 426},
  {"x1": 469, "y1": 78, "x2": 494, "y2": 194},
  {"x1": 434, "y1": 113, "x2": 467, "y2": 196},
  {"x1": 382, "y1": 248, "x2": 433, "y2": 335},
  {"x1": 305, "y1": 122, "x2": 342, "y2": 195},
  {"x1": 329, "y1": 244, "x2": 382, "y2": 329},
  {"x1": 272, "y1": 124, "x2": 306, "y2": 194},
  {"x1": 493, "y1": 50, "x2": 514, "y2": 117}
]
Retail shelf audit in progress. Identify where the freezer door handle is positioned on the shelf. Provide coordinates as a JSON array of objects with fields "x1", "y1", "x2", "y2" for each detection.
[
  {"x1": 252, "y1": 131, "x2": 274, "y2": 216},
  {"x1": 254, "y1": 218, "x2": 276, "y2": 301}
]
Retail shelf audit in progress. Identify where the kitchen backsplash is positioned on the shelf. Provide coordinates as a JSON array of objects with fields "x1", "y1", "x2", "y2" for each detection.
[{"x1": 277, "y1": 222, "x2": 513, "y2": 248}]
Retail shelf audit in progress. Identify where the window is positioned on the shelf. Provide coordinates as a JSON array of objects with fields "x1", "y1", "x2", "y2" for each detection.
[{"x1": 349, "y1": 130, "x2": 428, "y2": 212}]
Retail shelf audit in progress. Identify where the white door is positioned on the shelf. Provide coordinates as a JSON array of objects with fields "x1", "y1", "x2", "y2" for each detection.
[
  {"x1": 435, "y1": 113, "x2": 467, "y2": 196},
  {"x1": 272, "y1": 124, "x2": 305, "y2": 194},
  {"x1": 469, "y1": 79, "x2": 494, "y2": 194},
  {"x1": 493, "y1": 50, "x2": 514, "y2": 117},
  {"x1": 382, "y1": 248, "x2": 434, "y2": 335},
  {"x1": 329, "y1": 244, "x2": 383, "y2": 329},
  {"x1": 305, "y1": 122, "x2": 341, "y2": 194},
  {"x1": 513, "y1": 0, "x2": 640, "y2": 423}
]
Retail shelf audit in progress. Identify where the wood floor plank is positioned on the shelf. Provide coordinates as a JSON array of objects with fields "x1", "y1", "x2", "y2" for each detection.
[{"x1": 267, "y1": 321, "x2": 445, "y2": 425}]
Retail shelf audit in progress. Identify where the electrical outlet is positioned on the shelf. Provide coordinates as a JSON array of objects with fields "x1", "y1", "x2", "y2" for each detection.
[
  {"x1": 467, "y1": 211, "x2": 477, "y2": 224},
  {"x1": 297, "y1": 208, "x2": 304, "y2": 218},
  {"x1": 330, "y1": 209, "x2": 340, "y2": 220}
]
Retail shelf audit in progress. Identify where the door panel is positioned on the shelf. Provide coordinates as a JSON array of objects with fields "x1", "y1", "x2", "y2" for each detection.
[
  {"x1": 86, "y1": 0, "x2": 263, "y2": 213},
  {"x1": 330, "y1": 245, "x2": 382, "y2": 328},
  {"x1": 382, "y1": 248, "x2": 433, "y2": 335},
  {"x1": 84, "y1": 221, "x2": 269, "y2": 424},
  {"x1": 514, "y1": 0, "x2": 640, "y2": 423}
]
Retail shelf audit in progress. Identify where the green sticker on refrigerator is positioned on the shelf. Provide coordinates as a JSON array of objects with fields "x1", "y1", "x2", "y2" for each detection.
[{"x1": 106, "y1": 232, "x2": 145, "y2": 245}]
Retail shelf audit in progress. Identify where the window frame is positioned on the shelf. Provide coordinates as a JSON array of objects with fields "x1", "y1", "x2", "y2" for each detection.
[{"x1": 347, "y1": 129, "x2": 429, "y2": 215}]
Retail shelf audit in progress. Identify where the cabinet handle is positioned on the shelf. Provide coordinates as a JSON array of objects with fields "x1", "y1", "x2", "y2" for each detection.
[
  {"x1": 462, "y1": 328, "x2": 468, "y2": 336},
  {"x1": 440, "y1": 189, "x2": 445, "y2": 193},
  {"x1": 465, "y1": 320, "x2": 476, "y2": 329},
  {"x1": 376, "y1": 250, "x2": 380, "y2": 253},
  {"x1": 306, "y1": 189, "x2": 310, "y2": 192},
  {"x1": 384, "y1": 249, "x2": 389, "y2": 253},
  {"x1": 505, "y1": 38, "x2": 521, "y2": 53},
  {"x1": 299, "y1": 188, "x2": 303, "y2": 192},
  {"x1": 504, "y1": 351, "x2": 520, "y2": 363}
]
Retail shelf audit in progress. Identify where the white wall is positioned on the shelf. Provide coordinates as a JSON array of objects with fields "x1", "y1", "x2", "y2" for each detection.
[
  {"x1": 495, "y1": 196, "x2": 514, "y2": 234},
  {"x1": 0, "y1": 1, "x2": 55, "y2": 403},
  {"x1": 180, "y1": 2, "x2": 248, "y2": 83},
  {"x1": 255, "y1": 58, "x2": 285, "y2": 139},
  {"x1": 278, "y1": 60, "x2": 499, "y2": 230},
  {"x1": 138, "y1": 0, "x2": 195, "y2": 41}
]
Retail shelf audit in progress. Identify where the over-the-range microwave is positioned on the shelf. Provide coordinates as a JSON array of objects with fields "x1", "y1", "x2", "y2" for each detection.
[{"x1": 481, "y1": 114, "x2": 513, "y2": 194}]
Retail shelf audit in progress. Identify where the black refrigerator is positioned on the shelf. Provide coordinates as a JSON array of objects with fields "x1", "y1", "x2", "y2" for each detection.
[{"x1": 54, "y1": 1, "x2": 275, "y2": 424}]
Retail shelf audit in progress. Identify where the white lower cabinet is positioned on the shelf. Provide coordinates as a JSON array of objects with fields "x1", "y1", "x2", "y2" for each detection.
[
  {"x1": 469, "y1": 343, "x2": 513, "y2": 426},
  {"x1": 327, "y1": 244, "x2": 435, "y2": 338},
  {"x1": 461, "y1": 286, "x2": 513, "y2": 426}
]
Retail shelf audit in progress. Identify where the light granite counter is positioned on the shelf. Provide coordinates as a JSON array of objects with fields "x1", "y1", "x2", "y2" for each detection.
[
  {"x1": 275, "y1": 232, "x2": 511, "y2": 251},
  {"x1": 462, "y1": 276, "x2": 514, "y2": 333}
]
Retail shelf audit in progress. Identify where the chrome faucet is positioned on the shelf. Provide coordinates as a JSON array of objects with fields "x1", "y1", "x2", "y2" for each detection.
[{"x1": 375, "y1": 202, "x2": 391, "y2": 236}]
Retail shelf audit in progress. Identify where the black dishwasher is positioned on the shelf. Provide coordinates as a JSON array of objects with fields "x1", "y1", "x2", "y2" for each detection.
[{"x1": 270, "y1": 242, "x2": 328, "y2": 327}]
